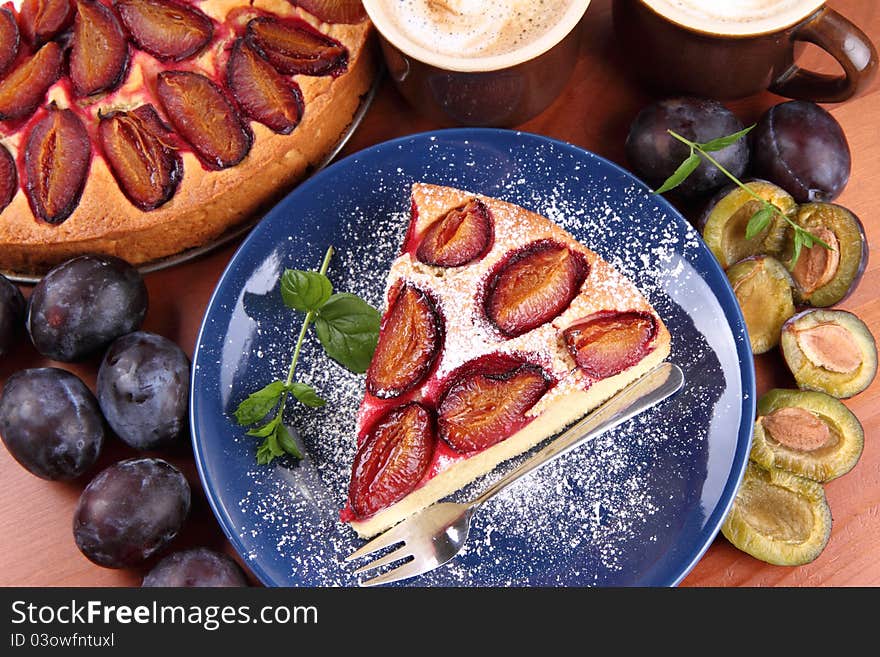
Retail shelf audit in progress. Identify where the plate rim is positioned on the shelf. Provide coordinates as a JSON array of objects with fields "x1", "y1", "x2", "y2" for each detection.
[{"x1": 190, "y1": 127, "x2": 756, "y2": 588}]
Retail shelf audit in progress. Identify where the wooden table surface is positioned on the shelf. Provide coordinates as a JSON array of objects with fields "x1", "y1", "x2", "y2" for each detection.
[{"x1": 1, "y1": 0, "x2": 878, "y2": 588}]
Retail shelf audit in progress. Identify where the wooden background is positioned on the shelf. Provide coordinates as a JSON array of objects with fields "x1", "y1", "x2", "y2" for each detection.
[{"x1": 1, "y1": 0, "x2": 877, "y2": 587}]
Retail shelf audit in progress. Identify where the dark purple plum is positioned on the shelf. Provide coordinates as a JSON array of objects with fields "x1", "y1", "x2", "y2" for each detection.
[
  {"x1": 73, "y1": 457, "x2": 190, "y2": 568},
  {"x1": 27, "y1": 255, "x2": 148, "y2": 362},
  {"x1": 625, "y1": 97, "x2": 749, "y2": 200},
  {"x1": 0, "y1": 273, "x2": 25, "y2": 357},
  {"x1": 142, "y1": 548, "x2": 248, "y2": 587},
  {"x1": 0, "y1": 368, "x2": 105, "y2": 480},
  {"x1": 751, "y1": 101, "x2": 851, "y2": 203},
  {"x1": 97, "y1": 331, "x2": 190, "y2": 450}
]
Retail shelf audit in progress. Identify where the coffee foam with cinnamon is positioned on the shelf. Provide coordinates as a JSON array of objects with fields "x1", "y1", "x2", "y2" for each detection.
[
  {"x1": 642, "y1": 0, "x2": 825, "y2": 35},
  {"x1": 367, "y1": 0, "x2": 582, "y2": 66}
]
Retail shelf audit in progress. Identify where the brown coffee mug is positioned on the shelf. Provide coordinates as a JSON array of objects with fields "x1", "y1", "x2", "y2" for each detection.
[
  {"x1": 612, "y1": 0, "x2": 877, "y2": 101},
  {"x1": 363, "y1": 1, "x2": 591, "y2": 127}
]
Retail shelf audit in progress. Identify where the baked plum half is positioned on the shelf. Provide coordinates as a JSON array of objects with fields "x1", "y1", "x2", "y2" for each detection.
[
  {"x1": 416, "y1": 199, "x2": 492, "y2": 267},
  {"x1": 485, "y1": 241, "x2": 587, "y2": 338},
  {"x1": 751, "y1": 388, "x2": 863, "y2": 482},
  {"x1": 438, "y1": 361, "x2": 549, "y2": 454},
  {"x1": 563, "y1": 311, "x2": 657, "y2": 379},
  {"x1": 721, "y1": 460, "x2": 832, "y2": 566},
  {"x1": 366, "y1": 283, "x2": 443, "y2": 399},
  {"x1": 751, "y1": 101, "x2": 851, "y2": 203},
  {"x1": 726, "y1": 256, "x2": 795, "y2": 355},
  {"x1": 699, "y1": 181, "x2": 795, "y2": 269},
  {"x1": 786, "y1": 203, "x2": 867, "y2": 307},
  {"x1": 780, "y1": 309, "x2": 877, "y2": 399},
  {"x1": 348, "y1": 402, "x2": 435, "y2": 519}
]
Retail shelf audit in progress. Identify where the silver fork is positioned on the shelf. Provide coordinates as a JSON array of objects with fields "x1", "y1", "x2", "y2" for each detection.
[{"x1": 344, "y1": 361, "x2": 685, "y2": 586}]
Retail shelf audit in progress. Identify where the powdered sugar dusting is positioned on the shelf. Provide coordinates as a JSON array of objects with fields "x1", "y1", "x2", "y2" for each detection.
[{"x1": 197, "y1": 133, "x2": 746, "y2": 587}]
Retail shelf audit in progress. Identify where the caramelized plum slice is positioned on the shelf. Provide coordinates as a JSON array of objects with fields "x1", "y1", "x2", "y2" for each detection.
[
  {"x1": 349, "y1": 403, "x2": 435, "y2": 518},
  {"x1": 752, "y1": 388, "x2": 863, "y2": 482},
  {"x1": 157, "y1": 71, "x2": 253, "y2": 170},
  {"x1": 70, "y1": 0, "x2": 130, "y2": 97},
  {"x1": 19, "y1": 0, "x2": 73, "y2": 46},
  {"x1": 0, "y1": 9, "x2": 19, "y2": 76},
  {"x1": 563, "y1": 311, "x2": 657, "y2": 379},
  {"x1": 416, "y1": 199, "x2": 492, "y2": 267},
  {"x1": 726, "y1": 255, "x2": 795, "y2": 355},
  {"x1": 115, "y1": 0, "x2": 213, "y2": 62},
  {"x1": 485, "y1": 241, "x2": 587, "y2": 338},
  {"x1": 227, "y1": 38, "x2": 304, "y2": 135},
  {"x1": 721, "y1": 461, "x2": 831, "y2": 566},
  {"x1": 24, "y1": 104, "x2": 91, "y2": 224},
  {"x1": 438, "y1": 363, "x2": 549, "y2": 453},
  {"x1": 780, "y1": 309, "x2": 877, "y2": 399},
  {"x1": 0, "y1": 143, "x2": 16, "y2": 213},
  {"x1": 99, "y1": 104, "x2": 182, "y2": 211},
  {"x1": 245, "y1": 16, "x2": 348, "y2": 77},
  {"x1": 294, "y1": 0, "x2": 367, "y2": 24},
  {"x1": 699, "y1": 180, "x2": 795, "y2": 269},
  {"x1": 787, "y1": 203, "x2": 867, "y2": 307},
  {"x1": 0, "y1": 41, "x2": 62, "y2": 121},
  {"x1": 366, "y1": 284, "x2": 442, "y2": 398}
]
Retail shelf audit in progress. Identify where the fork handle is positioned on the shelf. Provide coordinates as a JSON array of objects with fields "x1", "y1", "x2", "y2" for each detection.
[{"x1": 468, "y1": 362, "x2": 684, "y2": 509}]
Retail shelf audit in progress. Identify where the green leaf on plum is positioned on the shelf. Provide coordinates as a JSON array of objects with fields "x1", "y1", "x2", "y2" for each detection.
[{"x1": 653, "y1": 151, "x2": 701, "y2": 194}]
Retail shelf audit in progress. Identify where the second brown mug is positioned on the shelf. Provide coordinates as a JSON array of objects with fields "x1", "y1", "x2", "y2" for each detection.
[{"x1": 612, "y1": 0, "x2": 877, "y2": 101}]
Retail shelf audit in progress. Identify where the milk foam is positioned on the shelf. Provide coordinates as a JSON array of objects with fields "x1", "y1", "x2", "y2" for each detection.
[
  {"x1": 642, "y1": 0, "x2": 825, "y2": 35},
  {"x1": 380, "y1": 0, "x2": 575, "y2": 59}
]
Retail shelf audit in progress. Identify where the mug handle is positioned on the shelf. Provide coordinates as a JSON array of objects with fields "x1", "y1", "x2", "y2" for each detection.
[{"x1": 770, "y1": 7, "x2": 877, "y2": 102}]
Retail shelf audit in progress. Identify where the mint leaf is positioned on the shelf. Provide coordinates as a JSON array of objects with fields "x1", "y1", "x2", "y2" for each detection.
[
  {"x1": 290, "y1": 382, "x2": 326, "y2": 408},
  {"x1": 276, "y1": 424, "x2": 304, "y2": 459},
  {"x1": 790, "y1": 230, "x2": 805, "y2": 269},
  {"x1": 745, "y1": 205, "x2": 775, "y2": 240},
  {"x1": 699, "y1": 125, "x2": 755, "y2": 152},
  {"x1": 256, "y1": 427, "x2": 286, "y2": 465},
  {"x1": 281, "y1": 269, "x2": 333, "y2": 312},
  {"x1": 246, "y1": 414, "x2": 281, "y2": 437},
  {"x1": 654, "y1": 152, "x2": 700, "y2": 194},
  {"x1": 233, "y1": 380, "x2": 286, "y2": 425},
  {"x1": 314, "y1": 293, "x2": 380, "y2": 374},
  {"x1": 256, "y1": 440, "x2": 276, "y2": 465}
]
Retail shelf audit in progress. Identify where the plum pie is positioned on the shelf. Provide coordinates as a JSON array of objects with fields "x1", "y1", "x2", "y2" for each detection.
[
  {"x1": 0, "y1": 0, "x2": 375, "y2": 274},
  {"x1": 342, "y1": 183, "x2": 672, "y2": 538}
]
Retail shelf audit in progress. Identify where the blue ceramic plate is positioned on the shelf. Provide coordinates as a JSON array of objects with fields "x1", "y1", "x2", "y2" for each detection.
[{"x1": 191, "y1": 129, "x2": 755, "y2": 587}]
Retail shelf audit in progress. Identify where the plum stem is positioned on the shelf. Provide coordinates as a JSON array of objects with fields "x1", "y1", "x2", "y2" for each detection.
[
  {"x1": 272, "y1": 245, "x2": 335, "y2": 442},
  {"x1": 667, "y1": 129, "x2": 832, "y2": 266}
]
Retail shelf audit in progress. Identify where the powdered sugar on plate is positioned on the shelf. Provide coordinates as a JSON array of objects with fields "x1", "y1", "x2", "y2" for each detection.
[{"x1": 193, "y1": 131, "x2": 750, "y2": 587}]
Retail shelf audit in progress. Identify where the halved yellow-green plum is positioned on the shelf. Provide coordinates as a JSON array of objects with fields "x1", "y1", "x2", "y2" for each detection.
[
  {"x1": 721, "y1": 461, "x2": 832, "y2": 566},
  {"x1": 751, "y1": 389, "x2": 863, "y2": 482},
  {"x1": 785, "y1": 203, "x2": 867, "y2": 307},
  {"x1": 726, "y1": 255, "x2": 795, "y2": 354},
  {"x1": 780, "y1": 309, "x2": 877, "y2": 398},
  {"x1": 700, "y1": 181, "x2": 795, "y2": 269}
]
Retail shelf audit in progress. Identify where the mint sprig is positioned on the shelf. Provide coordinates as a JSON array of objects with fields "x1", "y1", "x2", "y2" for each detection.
[
  {"x1": 233, "y1": 245, "x2": 380, "y2": 465},
  {"x1": 654, "y1": 126, "x2": 832, "y2": 268}
]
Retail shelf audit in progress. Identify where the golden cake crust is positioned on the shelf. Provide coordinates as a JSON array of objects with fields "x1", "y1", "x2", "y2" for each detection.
[
  {"x1": 0, "y1": 0, "x2": 376, "y2": 274},
  {"x1": 348, "y1": 183, "x2": 672, "y2": 538}
]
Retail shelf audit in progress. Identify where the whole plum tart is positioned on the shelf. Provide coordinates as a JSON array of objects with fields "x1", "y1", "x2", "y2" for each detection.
[
  {"x1": 0, "y1": 0, "x2": 375, "y2": 274},
  {"x1": 343, "y1": 183, "x2": 672, "y2": 538}
]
